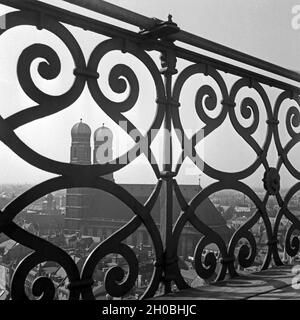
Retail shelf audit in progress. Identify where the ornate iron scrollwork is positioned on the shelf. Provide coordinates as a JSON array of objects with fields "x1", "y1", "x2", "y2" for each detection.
[
  {"x1": 263, "y1": 168, "x2": 280, "y2": 195},
  {"x1": 0, "y1": 1, "x2": 300, "y2": 300}
]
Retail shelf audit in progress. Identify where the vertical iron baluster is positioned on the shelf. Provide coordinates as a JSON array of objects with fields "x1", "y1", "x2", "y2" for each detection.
[{"x1": 159, "y1": 46, "x2": 177, "y2": 294}]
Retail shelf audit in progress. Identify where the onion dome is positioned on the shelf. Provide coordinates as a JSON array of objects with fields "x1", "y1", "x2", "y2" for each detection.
[
  {"x1": 94, "y1": 123, "x2": 113, "y2": 143},
  {"x1": 71, "y1": 119, "x2": 91, "y2": 142}
]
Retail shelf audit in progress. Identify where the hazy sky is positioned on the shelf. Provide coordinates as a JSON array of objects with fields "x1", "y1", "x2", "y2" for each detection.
[{"x1": 0, "y1": 0, "x2": 300, "y2": 189}]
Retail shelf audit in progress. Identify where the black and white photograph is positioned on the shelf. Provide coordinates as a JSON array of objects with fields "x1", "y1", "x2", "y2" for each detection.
[{"x1": 0, "y1": 0, "x2": 300, "y2": 313}]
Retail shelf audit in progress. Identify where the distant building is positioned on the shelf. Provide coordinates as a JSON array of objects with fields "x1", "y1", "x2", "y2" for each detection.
[
  {"x1": 234, "y1": 206, "x2": 255, "y2": 217},
  {"x1": 13, "y1": 192, "x2": 64, "y2": 236},
  {"x1": 18, "y1": 211, "x2": 64, "y2": 235},
  {"x1": 64, "y1": 120, "x2": 233, "y2": 258},
  {"x1": 0, "y1": 263, "x2": 10, "y2": 300},
  {"x1": 0, "y1": 239, "x2": 32, "y2": 265},
  {"x1": 41, "y1": 194, "x2": 58, "y2": 215}
]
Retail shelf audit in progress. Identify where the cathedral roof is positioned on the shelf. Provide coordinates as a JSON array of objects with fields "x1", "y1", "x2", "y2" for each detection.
[
  {"x1": 71, "y1": 120, "x2": 91, "y2": 140},
  {"x1": 85, "y1": 183, "x2": 233, "y2": 243}
]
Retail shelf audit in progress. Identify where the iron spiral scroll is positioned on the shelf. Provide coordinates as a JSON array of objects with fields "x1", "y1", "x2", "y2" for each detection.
[
  {"x1": 0, "y1": 3, "x2": 299, "y2": 300},
  {"x1": 0, "y1": 10, "x2": 165, "y2": 300}
]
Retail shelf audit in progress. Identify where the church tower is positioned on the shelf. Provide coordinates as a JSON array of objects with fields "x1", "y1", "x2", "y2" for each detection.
[
  {"x1": 93, "y1": 124, "x2": 114, "y2": 181},
  {"x1": 70, "y1": 119, "x2": 91, "y2": 164},
  {"x1": 65, "y1": 120, "x2": 92, "y2": 233}
]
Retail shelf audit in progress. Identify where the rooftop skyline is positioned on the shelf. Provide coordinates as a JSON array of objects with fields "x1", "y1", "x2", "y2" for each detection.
[{"x1": 0, "y1": 1, "x2": 299, "y2": 188}]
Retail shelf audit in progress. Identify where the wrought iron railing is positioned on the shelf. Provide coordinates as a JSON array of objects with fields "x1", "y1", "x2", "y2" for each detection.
[{"x1": 0, "y1": 0, "x2": 300, "y2": 300}]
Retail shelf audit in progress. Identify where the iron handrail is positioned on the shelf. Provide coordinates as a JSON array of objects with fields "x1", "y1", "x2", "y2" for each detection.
[
  {"x1": 61, "y1": 0, "x2": 300, "y2": 83},
  {"x1": 0, "y1": 0, "x2": 299, "y2": 92}
]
